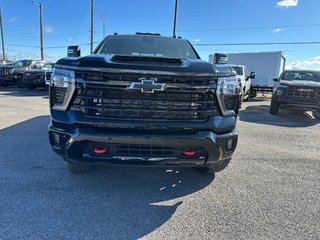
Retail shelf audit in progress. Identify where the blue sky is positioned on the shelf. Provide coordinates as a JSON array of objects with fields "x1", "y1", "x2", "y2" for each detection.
[{"x1": 1, "y1": 0, "x2": 320, "y2": 69}]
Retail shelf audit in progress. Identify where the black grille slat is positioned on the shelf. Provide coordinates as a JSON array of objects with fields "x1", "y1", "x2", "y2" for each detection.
[
  {"x1": 52, "y1": 87, "x2": 67, "y2": 104},
  {"x1": 77, "y1": 95, "x2": 215, "y2": 104},
  {"x1": 224, "y1": 96, "x2": 239, "y2": 111},
  {"x1": 116, "y1": 145, "x2": 175, "y2": 155},
  {"x1": 75, "y1": 72, "x2": 214, "y2": 86}
]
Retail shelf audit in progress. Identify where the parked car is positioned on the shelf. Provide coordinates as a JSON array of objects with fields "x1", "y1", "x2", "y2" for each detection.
[
  {"x1": 22, "y1": 63, "x2": 54, "y2": 89},
  {"x1": 270, "y1": 70, "x2": 320, "y2": 115},
  {"x1": 0, "y1": 60, "x2": 49, "y2": 87},
  {"x1": 49, "y1": 33, "x2": 240, "y2": 174},
  {"x1": 230, "y1": 64, "x2": 255, "y2": 101},
  {"x1": 0, "y1": 60, "x2": 14, "y2": 67}
]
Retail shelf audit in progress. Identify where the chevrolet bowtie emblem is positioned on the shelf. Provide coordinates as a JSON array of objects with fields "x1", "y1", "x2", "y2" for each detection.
[{"x1": 128, "y1": 80, "x2": 166, "y2": 93}]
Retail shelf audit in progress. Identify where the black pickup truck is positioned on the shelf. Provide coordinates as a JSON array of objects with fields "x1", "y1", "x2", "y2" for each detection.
[
  {"x1": 22, "y1": 63, "x2": 54, "y2": 89},
  {"x1": 270, "y1": 70, "x2": 320, "y2": 115},
  {"x1": 0, "y1": 60, "x2": 49, "y2": 87},
  {"x1": 49, "y1": 33, "x2": 240, "y2": 174}
]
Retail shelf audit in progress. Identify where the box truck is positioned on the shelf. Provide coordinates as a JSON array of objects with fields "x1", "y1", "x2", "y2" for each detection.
[{"x1": 209, "y1": 51, "x2": 286, "y2": 94}]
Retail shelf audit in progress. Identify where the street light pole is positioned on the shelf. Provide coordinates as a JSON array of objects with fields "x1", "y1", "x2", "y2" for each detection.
[
  {"x1": 173, "y1": 0, "x2": 178, "y2": 38},
  {"x1": 0, "y1": 8, "x2": 6, "y2": 60},
  {"x1": 39, "y1": 3, "x2": 44, "y2": 60},
  {"x1": 101, "y1": 15, "x2": 107, "y2": 38},
  {"x1": 90, "y1": 0, "x2": 94, "y2": 53}
]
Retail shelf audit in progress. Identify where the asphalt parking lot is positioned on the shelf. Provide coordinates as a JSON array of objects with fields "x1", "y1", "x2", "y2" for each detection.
[{"x1": 0, "y1": 87, "x2": 319, "y2": 240}]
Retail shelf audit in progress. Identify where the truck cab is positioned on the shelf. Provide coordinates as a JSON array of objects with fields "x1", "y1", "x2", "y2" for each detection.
[{"x1": 230, "y1": 65, "x2": 255, "y2": 101}]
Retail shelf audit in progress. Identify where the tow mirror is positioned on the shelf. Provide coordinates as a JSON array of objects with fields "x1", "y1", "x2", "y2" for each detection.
[
  {"x1": 273, "y1": 77, "x2": 279, "y2": 82},
  {"x1": 249, "y1": 72, "x2": 256, "y2": 79},
  {"x1": 67, "y1": 46, "x2": 81, "y2": 57},
  {"x1": 213, "y1": 53, "x2": 228, "y2": 64}
]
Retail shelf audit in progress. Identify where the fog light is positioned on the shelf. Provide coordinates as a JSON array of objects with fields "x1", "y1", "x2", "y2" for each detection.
[
  {"x1": 182, "y1": 149, "x2": 196, "y2": 156},
  {"x1": 93, "y1": 147, "x2": 109, "y2": 154},
  {"x1": 226, "y1": 139, "x2": 234, "y2": 151}
]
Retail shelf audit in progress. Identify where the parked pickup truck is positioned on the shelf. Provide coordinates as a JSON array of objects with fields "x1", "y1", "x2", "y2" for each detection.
[
  {"x1": 270, "y1": 70, "x2": 320, "y2": 115},
  {"x1": 22, "y1": 63, "x2": 54, "y2": 89},
  {"x1": 230, "y1": 65, "x2": 255, "y2": 101},
  {"x1": 0, "y1": 60, "x2": 49, "y2": 87},
  {"x1": 49, "y1": 33, "x2": 240, "y2": 174}
]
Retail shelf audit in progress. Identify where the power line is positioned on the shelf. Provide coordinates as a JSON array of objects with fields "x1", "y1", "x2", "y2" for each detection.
[
  {"x1": 174, "y1": 23, "x2": 320, "y2": 33},
  {"x1": 194, "y1": 41, "x2": 320, "y2": 46},
  {"x1": 72, "y1": 1, "x2": 90, "y2": 44},
  {"x1": 5, "y1": 42, "x2": 99, "y2": 49}
]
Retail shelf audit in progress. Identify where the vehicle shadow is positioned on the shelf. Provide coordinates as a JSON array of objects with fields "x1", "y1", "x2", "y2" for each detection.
[
  {"x1": 0, "y1": 116, "x2": 215, "y2": 240},
  {"x1": 239, "y1": 104, "x2": 320, "y2": 127},
  {"x1": 0, "y1": 86, "x2": 48, "y2": 97}
]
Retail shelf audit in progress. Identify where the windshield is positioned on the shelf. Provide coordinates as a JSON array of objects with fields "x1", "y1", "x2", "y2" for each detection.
[
  {"x1": 42, "y1": 64, "x2": 53, "y2": 71},
  {"x1": 231, "y1": 66, "x2": 243, "y2": 75},
  {"x1": 14, "y1": 60, "x2": 31, "y2": 67},
  {"x1": 281, "y1": 71, "x2": 320, "y2": 82},
  {"x1": 95, "y1": 35, "x2": 200, "y2": 60}
]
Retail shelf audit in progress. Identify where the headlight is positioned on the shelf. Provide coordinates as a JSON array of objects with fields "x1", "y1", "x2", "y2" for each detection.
[
  {"x1": 51, "y1": 68, "x2": 76, "y2": 111},
  {"x1": 52, "y1": 68, "x2": 75, "y2": 88},
  {"x1": 217, "y1": 77, "x2": 240, "y2": 116},
  {"x1": 218, "y1": 77, "x2": 240, "y2": 95}
]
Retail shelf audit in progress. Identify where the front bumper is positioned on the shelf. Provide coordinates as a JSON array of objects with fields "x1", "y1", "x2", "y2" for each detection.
[
  {"x1": 48, "y1": 111, "x2": 238, "y2": 167},
  {"x1": 22, "y1": 77, "x2": 46, "y2": 87},
  {"x1": 0, "y1": 74, "x2": 16, "y2": 85}
]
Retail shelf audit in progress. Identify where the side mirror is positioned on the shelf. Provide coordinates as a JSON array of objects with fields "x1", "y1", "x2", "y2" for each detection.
[
  {"x1": 249, "y1": 72, "x2": 256, "y2": 79},
  {"x1": 67, "y1": 46, "x2": 81, "y2": 57},
  {"x1": 214, "y1": 53, "x2": 228, "y2": 64},
  {"x1": 273, "y1": 77, "x2": 279, "y2": 82}
]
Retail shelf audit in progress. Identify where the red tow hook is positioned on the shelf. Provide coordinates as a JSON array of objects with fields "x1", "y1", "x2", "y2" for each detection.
[
  {"x1": 181, "y1": 149, "x2": 196, "y2": 156},
  {"x1": 93, "y1": 147, "x2": 109, "y2": 154}
]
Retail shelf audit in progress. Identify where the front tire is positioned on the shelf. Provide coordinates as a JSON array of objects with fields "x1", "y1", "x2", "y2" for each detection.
[
  {"x1": 196, "y1": 158, "x2": 231, "y2": 174},
  {"x1": 270, "y1": 99, "x2": 280, "y2": 115}
]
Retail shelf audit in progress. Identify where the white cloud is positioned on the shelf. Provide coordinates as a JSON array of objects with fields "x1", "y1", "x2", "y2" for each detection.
[
  {"x1": 44, "y1": 26, "x2": 54, "y2": 33},
  {"x1": 277, "y1": 0, "x2": 298, "y2": 8},
  {"x1": 272, "y1": 28, "x2": 284, "y2": 33},
  {"x1": 287, "y1": 56, "x2": 320, "y2": 70},
  {"x1": 194, "y1": 39, "x2": 201, "y2": 43},
  {"x1": 10, "y1": 17, "x2": 17, "y2": 23}
]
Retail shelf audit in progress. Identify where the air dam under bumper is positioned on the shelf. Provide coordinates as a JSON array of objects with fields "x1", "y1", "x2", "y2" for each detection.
[{"x1": 49, "y1": 125, "x2": 238, "y2": 167}]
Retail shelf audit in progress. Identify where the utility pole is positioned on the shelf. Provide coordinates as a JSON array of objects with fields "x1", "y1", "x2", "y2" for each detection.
[
  {"x1": 173, "y1": 0, "x2": 178, "y2": 38},
  {"x1": 0, "y1": 8, "x2": 5, "y2": 60},
  {"x1": 101, "y1": 14, "x2": 107, "y2": 38},
  {"x1": 90, "y1": 0, "x2": 94, "y2": 53},
  {"x1": 39, "y1": 3, "x2": 44, "y2": 60}
]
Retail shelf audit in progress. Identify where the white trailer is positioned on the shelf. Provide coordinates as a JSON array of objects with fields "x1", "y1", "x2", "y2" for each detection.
[{"x1": 209, "y1": 51, "x2": 286, "y2": 92}]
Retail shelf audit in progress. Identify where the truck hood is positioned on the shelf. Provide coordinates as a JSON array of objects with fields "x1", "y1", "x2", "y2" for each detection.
[
  {"x1": 55, "y1": 54, "x2": 234, "y2": 77},
  {"x1": 280, "y1": 80, "x2": 320, "y2": 88}
]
